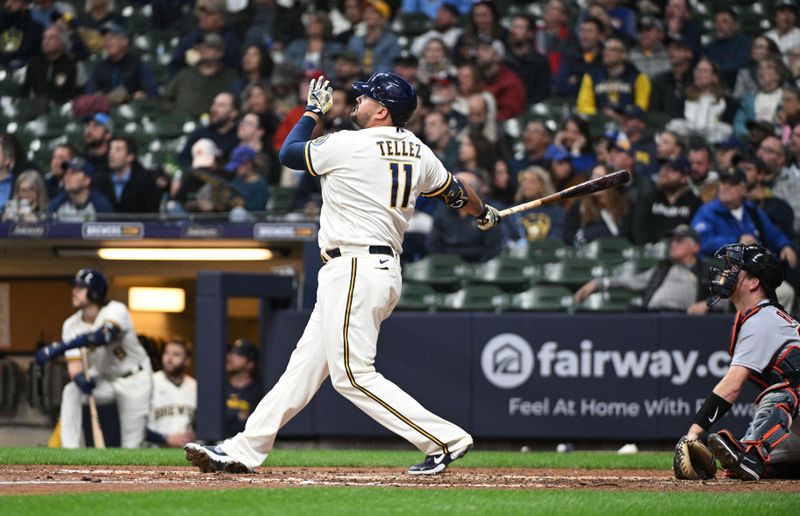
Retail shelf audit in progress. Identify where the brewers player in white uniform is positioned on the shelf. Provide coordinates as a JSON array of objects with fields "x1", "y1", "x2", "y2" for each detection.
[
  {"x1": 146, "y1": 336, "x2": 197, "y2": 448},
  {"x1": 682, "y1": 243, "x2": 800, "y2": 479},
  {"x1": 36, "y1": 269, "x2": 153, "y2": 448},
  {"x1": 185, "y1": 72, "x2": 501, "y2": 475}
]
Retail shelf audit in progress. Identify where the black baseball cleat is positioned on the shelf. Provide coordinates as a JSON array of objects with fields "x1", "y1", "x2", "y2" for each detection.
[
  {"x1": 184, "y1": 443, "x2": 252, "y2": 474},
  {"x1": 707, "y1": 432, "x2": 762, "y2": 481},
  {"x1": 408, "y1": 444, "x2": 472, "y2": 475}
]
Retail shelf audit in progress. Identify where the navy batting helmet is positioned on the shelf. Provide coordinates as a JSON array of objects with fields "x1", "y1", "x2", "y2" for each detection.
[
  {"x1": 708, "y1": 243, "x2": 784, "y2": 305},
  {"x1": 353, "y1": 72, "x2": 417, "y2": 126},
  {"x1": 70, "y1": 269, "x2": 108, "y2": 304}
]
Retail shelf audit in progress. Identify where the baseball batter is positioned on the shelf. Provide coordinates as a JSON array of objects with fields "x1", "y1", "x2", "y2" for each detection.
[
  {"x1": 146, "y1": 337, "x2": 196, "y2": 448},
  {"x1": 185, "y1": 72, "x2": 500, "y2": 475},
  {"x1": 682, "y1": 243, "x2": 800, "y2": 480},
  {"x1": 37, "y1": 269, "x2": 153, "y2": 448}
]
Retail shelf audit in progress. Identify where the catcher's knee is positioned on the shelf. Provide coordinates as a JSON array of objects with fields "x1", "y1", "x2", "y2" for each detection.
[{"x1": 743, "y1": 390, "x2": 797, "y2": 460}]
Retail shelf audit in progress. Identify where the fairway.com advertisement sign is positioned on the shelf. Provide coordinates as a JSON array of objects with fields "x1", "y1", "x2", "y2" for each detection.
[{"x1": 470, "y1": 313, "x2": 757, "y2": 439}]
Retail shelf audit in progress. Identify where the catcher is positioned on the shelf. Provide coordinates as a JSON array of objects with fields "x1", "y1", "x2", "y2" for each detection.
[{"x1": 674, "y1": 243, "x2": 800, "y2": 480}]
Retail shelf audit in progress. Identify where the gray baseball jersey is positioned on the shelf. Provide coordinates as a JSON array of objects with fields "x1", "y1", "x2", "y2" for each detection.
[{"x1": 730, "y1": 300, "x2": 800, "y2": 374}]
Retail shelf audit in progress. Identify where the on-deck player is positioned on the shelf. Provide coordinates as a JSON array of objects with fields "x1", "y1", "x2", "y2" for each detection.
[
  {"x1": 185, "y1": 72, "x2": 501, "y2": 475},
  {"x1": 36, "y1": 269, "x2": 153, "y2": 448}
]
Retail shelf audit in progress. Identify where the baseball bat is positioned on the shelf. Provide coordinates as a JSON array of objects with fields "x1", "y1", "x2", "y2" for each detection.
[
  {"x1": 498, "y1": 169, "x2": 631, "y2": 218},
  {"x1": 79, "y1": 347, "x2": 105, "y2": 449}
]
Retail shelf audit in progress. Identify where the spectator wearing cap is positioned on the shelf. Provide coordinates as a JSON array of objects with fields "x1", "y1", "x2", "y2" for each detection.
[
  {"x1": 632, "y1": 157, "x2": 702, "y2": 245},
  {"x1": 178, "y1": 92, "x2": 241, "y2": 169},
  {"x1": 85, "y1": 22, "x2": 157, "y2": 104},
  {"x1": 577, "y1": 36, "x2": 650, "y2": 117},
  {"x1": 0, "y1": 0, "x2": 44, "y2": 69},
  {"x1": 172, "y1": 138, "x2": 243, "y2": 213},
  {"x1": 714, "y1": 136, "x2": 744, "y2": 172},
  {"x1": 574, "y1": 224, "x2": 714, "y2": 314},
  {"x1": 410, "y1": 3, "x2": 464, "y2": 56},
  {"x1": 555, "y1": 16, "x2": 604, "y2": 96},
  {"x1": 664, "y1": 0, "x2": 701, "y2": 57},
  {"x1": 424, "y1": 110, "x2": 459, "y2": 171},
  {"x1": 649, "y1": 36, "x2": 694, "y2": 117},
  {"x1": 688, "y1": 143, "x2": 721, "y2": 203},
  {"x1": 703, "y1": 8, "x2": 751, "y2": 90},
  {"x1": 691, "y1": 168, "x2": 796, "y2": 266},
  {"x1": 94, "y1": 136, "x2": 160, "y2": 214},
  {"x1": 766, "y1": 0, "x2": 800, "y2": 55},
  {"x1": 615, "y1": 104, "x2": 658, "y2": 178},
  {"x1": 665, "y1": 57, "x2": 736, "y2": 144},
  {"x1": 73, "y1": 0, "x2": 125, "y2": 55},
  {"x1": 417, "y1": 37, "x2": 455, "y2": 87},
  {"x1": 606, "y1": 134, "x2": 654, "y2": 199},
  {"x1": 283, "y1": 10, "x2": 343, "y2": 78},
  {"x1": 224, "y1": 338, "x2": 261, "y2": 438},
  {"x1": 21, "y1": 24, "x2": 78, "y2": 112},
  {"x1": 629, "y1": 16, "x2": 670, "y2": 80},
  {"x1": 346, "y1": 0, "x2": 400, "y2": 75},
  {"x1": 504, "y1": 14, "x2": 551, "y2": 105},
  {"x1": 168, "y1": 0, "x2": 241, "y2": 78},
  {"x1": 510, "y1": 120, "x2": 551, "y2": 175},
  {"x1": 226, "y1": 145, "x2": 269, "y2": 211},
  {"x1": 734, "y1": 36, "x2": 783, "y2": 100},
  {"x1": 428, "y1": 74, "x2": 467, "y2": 131},
  {"x1": 47, "y1": 157, "x2": 114, "y2": 222},
  {"x1": 739, "y1": 153, "x2": 796, "y2": 240},
  {"x1": 515, "y1": 166, "x2": 565, "y2": 242},
  {"x1": 454, "y1": 0, "x2": 506, "y2": 64},
  {"x1": 564, "y1": 163, "x2": 632, "y2": 247},
  {"x1": 393, "y1": 54, "x2": 422, "y2": 93},
  {"x1": 757, "y1": 134, "x2": 800, "y2": 234},
  {"x1": 163, "y1": 33, "x2": 239, "y2": 119},
  {"x1": 474, "y1": 36, "x2": 526, "y2": 121},
  {"x1": 82, "y1": 112, "x2": 112, "y2": 179},
  {"x1": 332, "y1": 49, "x2": 362, "y2": 90},
  {"x1": 733, "y1": 56, "x2": 787, "y2": 137}
]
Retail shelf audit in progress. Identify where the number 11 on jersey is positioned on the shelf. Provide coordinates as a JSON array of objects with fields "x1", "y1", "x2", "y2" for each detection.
[{"x1": 389, "y1": 162, "x2": 413, "y2": 208}]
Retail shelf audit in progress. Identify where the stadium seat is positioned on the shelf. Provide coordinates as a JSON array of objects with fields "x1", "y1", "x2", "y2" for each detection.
[
  {"x1": 397, "y1": 13, "x2": 431, "y2": 37},
  {"x1": 266, "y1": 187, "x2": 295, "y2": 213},
  {"x1": 641, "y1": 239, "x2": 670, "y2": 260},
  {"x1": 540, "y1": 257, "x2": 597, "y2": 288},
  {"x1": 396, "y1": 283, "x2": 439, "y2": 311},
  {"x1": 438, "y1": 285, "x2": 508, "y2": 312},
  {"x1": 471, "y1": 256, "x2": 539, "y2": 292},
  {"x1": 610, "y1": 256, "x2": 661, "y2": 277},
  {"x1": 402, "y1": 254, "x2": 470, "y2": 291},
  {"x1": 526, "y1": 239, "x2": 570, "y2": 264},
  {"x1": 575, "y1": 237, "x2": 635, "y2": 265},
  {"x1": 508, "y1": 285, "x2": 573, "y2": 312},
  {"x1": 575, "y1": 289, "x2": 641, "y2": 312}
]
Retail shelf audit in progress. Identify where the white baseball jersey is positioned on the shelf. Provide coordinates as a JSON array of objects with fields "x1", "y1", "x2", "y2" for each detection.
[
  {"x1": 63, "y1": 300, "x2": 150, "y2": 378},
  {"x1": 147, "y1": 371, "x2": 197, "y2": 436},
  {"x1": 305, "y1": 126, "x2": 452, "y2": 253}
]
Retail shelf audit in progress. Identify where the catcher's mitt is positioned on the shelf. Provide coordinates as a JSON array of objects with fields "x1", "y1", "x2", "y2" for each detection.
[{"x1": 673, "y1": 436, "x2": 717, "y2": 480}]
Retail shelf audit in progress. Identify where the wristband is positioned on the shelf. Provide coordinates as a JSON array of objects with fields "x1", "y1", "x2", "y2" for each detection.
[
  {"x1": 305, "y1": 105, "x2": 323, "y2": 116},
  {"x1": 692, "y1": 392, "x2": 732, "y2": 431}
]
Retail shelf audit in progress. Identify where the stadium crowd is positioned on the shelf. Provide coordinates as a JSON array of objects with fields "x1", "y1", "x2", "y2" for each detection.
[{"x1": 2, "y1": 0, "x2": 800, "y2": 307}]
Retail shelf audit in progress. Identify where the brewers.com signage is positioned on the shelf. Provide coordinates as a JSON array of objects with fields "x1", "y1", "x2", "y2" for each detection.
[
  {"x1": 81, "y1": 222, "x2": 144, "y2": 239},
  {"x1": 258, "y1": 311, "x2": 752, "y2": 440}
]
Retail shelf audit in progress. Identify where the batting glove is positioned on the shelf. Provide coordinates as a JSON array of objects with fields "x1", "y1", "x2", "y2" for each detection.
[
  {"x1": 306, "y1": 76, "x2": 333, "y2": 116},
  {"x1": 73, "y1": 372, "x2": 96, "y2": 395},
  {"x1": 36, "y1": 341, "x2": 65, "y2": 365},
  {"x1": 477, "y1": 204, "x2": 501, "y2": 231}
]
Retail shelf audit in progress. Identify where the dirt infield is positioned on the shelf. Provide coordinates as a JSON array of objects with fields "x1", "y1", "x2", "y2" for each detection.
[{"x1": 1, "y1": 465, "x2": 800, "y2": 495}]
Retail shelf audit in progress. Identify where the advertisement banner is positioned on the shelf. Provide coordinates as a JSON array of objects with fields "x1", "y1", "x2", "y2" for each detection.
[{"x1": 262, "y1": 311, "x2": 756, "y2": 441}]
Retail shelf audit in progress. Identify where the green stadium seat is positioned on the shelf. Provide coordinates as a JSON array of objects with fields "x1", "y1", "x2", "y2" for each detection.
[
  {"x1": 610, "y1": 256, "x2": 661, "y2": 277},
  {"x1": 526, "y1": 239, "x2": 570, "y2": 264},
  {"x1": 397, "y1": 13, "x2": 431, "y2": 37},
  {"x1": 575, "y1": 289, "x2": 641, "y2": 312},
  {"x1": 403, "y1": 254, "x2": 469, "y2": 291},
  {"x1": 540, "y1": 257, "x2": 597, "y2": 288},
  {"x1": 438, "y1": 285, "x2": 508, "y2": 312},
  {"x1": 396, "y1": 283, "x2": 439, "y2": 312},
  {"x1": 641, "y1": 240, "x2": 670, "y2": 260},
  {"x1": 266, "y1": 187, "x2": 295, "y2": 213},
  {"x1": 575, "y1": 237, "x2": 635, "y2": 265},
  {"x1": 508, "y1": 285, "x2": 573, "y2": 312},
  {"x1": 471, "y1": 256, "x2": 539, "y2": 292}
]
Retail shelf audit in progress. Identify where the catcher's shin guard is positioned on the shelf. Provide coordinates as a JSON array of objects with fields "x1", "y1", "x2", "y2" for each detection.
[{"x1": 742, "y1": 385, "x2": 799, "y2": 463}]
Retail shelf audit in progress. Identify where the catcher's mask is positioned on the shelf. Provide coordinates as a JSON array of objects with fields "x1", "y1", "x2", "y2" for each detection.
[{"x1": 707, "y1": 243, "x2": 784, "y2": 306}]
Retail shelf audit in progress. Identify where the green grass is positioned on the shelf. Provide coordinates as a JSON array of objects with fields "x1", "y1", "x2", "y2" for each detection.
[
  {"x1": 3, "y1": 488, "x2": 799, "y2": 515},
  {"x1": 0, "y1": 447, "x2": 672, "y2": 470}
]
